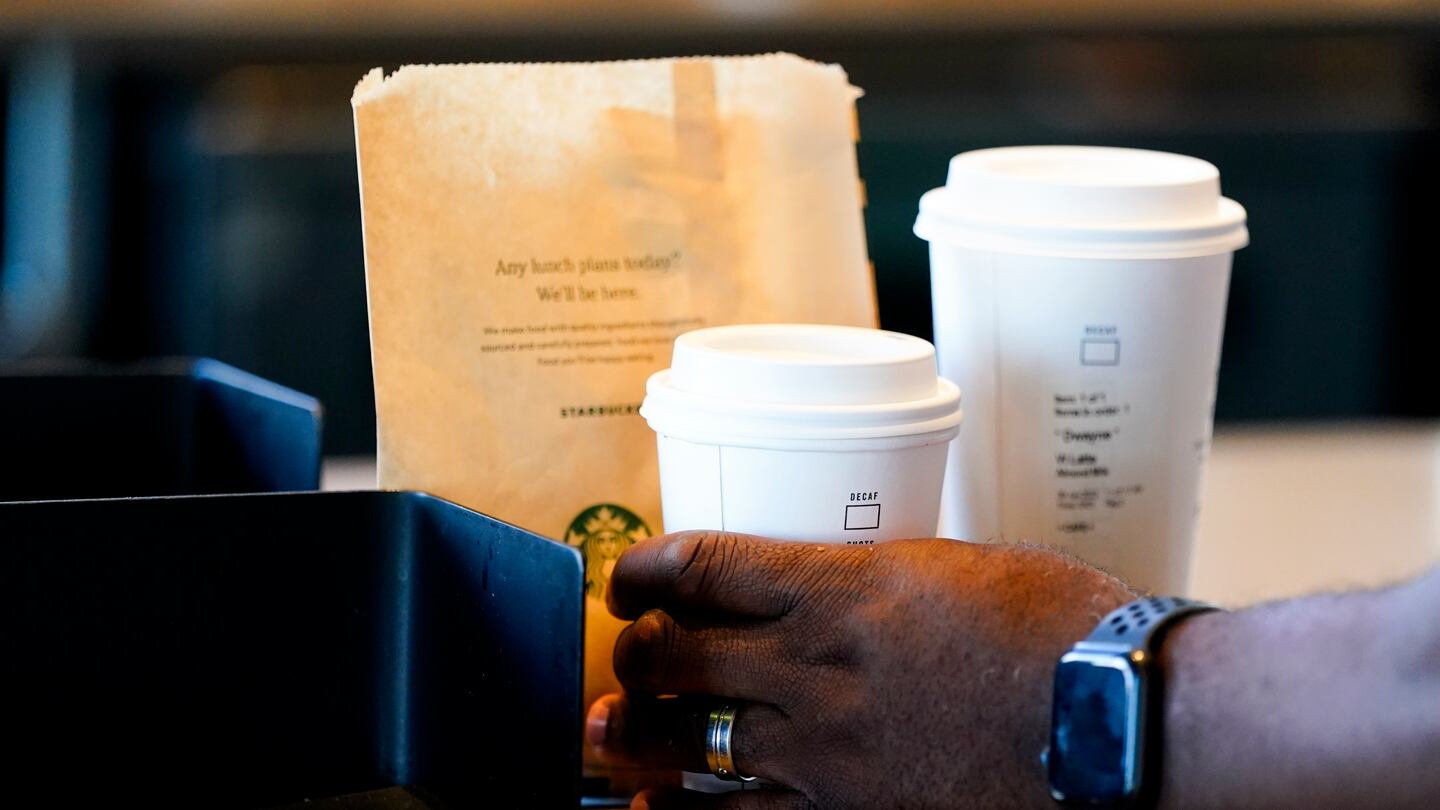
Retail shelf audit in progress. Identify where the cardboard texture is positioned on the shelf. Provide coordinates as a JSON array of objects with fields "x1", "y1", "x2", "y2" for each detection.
[{"x1": 352, "y1": 53, "x2": 877, "y2": 729}]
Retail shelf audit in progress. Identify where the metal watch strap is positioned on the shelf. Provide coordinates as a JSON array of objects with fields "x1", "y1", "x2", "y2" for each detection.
[{"x1": 1079, "y1": 596, "x2": 1217, "y2": 653}]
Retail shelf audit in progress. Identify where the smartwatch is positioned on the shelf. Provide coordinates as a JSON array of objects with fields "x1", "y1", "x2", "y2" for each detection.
[{"x1": 1045, "y1": 596, "x2": 1217, "y2": 806}]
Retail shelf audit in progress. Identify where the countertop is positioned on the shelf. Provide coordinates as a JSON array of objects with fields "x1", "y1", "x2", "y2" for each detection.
[{"x1": 1189, "y1": 421, "x2": 1439, "y2": 606}]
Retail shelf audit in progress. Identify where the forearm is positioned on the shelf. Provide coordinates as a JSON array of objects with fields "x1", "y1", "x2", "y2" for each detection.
[{"x1": 1158, "y1": 568, "x2": 1440, "y2": 810}]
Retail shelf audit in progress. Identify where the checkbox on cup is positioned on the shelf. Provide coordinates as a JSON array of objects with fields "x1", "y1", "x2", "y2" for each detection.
[
  {"x1": 1081, "y1": 339, "x2": 1121, "y2": 366},
  {"x1": 845, "y1": 503, "x2": 882, "y2": 531}
]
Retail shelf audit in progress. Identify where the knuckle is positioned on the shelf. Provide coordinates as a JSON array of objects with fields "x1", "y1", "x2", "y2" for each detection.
[
  {"x1": 787, "y1": 548, "x2": 868, "y2": 610},
  {"x1": 666, "y1": 530, "x2": 737, "y2": 601},
  {"x1": 614, "y1": 609, "x2": 677, "y2": 692},
  {"x1": 654, "y1": 618, "x2": 689, "y2": 688}
]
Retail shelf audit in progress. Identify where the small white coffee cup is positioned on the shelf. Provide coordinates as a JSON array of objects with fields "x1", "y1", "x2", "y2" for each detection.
[
  {"x1": 915, "y1": 145, "x2": 1248, "y2": 594},
  {"x1": 642, "y1": 323, "x2": 963, "y2": 545},
  {"x1": 643, "y1": 323, "x2": 961, "y2": 793}
]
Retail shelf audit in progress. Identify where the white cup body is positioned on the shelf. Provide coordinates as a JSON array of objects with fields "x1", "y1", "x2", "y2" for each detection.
[
  {"x1": 928, "y1": 243, "x2": 1232, "y2": 594},
  {"x1": 656, "y1": 434, "x2": 951, "y2": 543},
  {"x1": 644, "y1": 323, "x2": 962, "y2": 795},
  {"x1": 661, "y1": 431, "x2": 955, "y2": 795}
]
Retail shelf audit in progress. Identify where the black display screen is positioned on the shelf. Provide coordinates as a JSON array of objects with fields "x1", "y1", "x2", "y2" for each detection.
[{"x1": 1049, "y1": 657, "x2": 1133, "y2": 801}]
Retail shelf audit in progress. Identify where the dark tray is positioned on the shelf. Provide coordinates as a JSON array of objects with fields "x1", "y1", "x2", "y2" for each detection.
[
  {"x1": 0, "y1": 357, "x2": 322, "y2": 501},
  {"x1": 0, "y1": 491, "x2": 583, "y2": 808}
]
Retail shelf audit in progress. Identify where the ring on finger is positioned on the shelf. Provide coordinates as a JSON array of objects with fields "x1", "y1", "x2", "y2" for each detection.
[{"x1": 705, "y1": 703, "x2": 758, "y2": 782}]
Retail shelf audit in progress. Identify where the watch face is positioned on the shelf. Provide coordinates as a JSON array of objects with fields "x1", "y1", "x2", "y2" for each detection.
[{"x1": 1048, "y1": 652, "x2": 1141, "y2": 802}]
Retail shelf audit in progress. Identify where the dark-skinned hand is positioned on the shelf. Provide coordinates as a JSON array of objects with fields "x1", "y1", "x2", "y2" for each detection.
[{"x1": 585, "y1": 530, "x2": 1136, "y2": 810}]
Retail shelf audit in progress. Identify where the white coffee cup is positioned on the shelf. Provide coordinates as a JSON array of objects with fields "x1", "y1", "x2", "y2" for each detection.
[
  {"x1": 642, "y1": 323, "x2": 961, "y2": 793},
  {"x1": 642, "y1": 323, "x2": 963, "y2": 544},
  {"x1": 914, "y1": 145, "x2": 1248, "y2": 594}
]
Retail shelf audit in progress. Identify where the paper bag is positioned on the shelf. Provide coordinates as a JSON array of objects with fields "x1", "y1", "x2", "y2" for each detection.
[{"x1": 352, "y1": 53, "x2": 876, "y2": 729}]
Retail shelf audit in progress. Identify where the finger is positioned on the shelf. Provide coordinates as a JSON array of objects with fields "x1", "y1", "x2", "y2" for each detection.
[
  {"x1": 635, "y1": 786, "x2": 815, "y2": 810},
  {"x1": 609, "y1": 531, "x2": 835, "y2": 620},
  {"x1": 613, "y1": 609, "x2": 790, "y2": 700},
  {"x1": 588, "y1": 693, "x2": 789, "y2": 779}
]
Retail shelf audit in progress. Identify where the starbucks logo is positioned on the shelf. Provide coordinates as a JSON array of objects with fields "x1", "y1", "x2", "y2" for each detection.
[{"x1": 566, "y1": 504, "x2": 652, "y2": 601}]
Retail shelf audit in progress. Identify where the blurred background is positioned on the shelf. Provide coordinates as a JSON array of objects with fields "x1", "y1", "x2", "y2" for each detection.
[{"x1": 0, "y1": 0, "x2": 1437, "y2": 455}]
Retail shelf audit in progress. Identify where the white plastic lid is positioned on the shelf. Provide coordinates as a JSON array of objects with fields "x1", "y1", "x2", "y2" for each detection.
[
  {"x1": 914, "y1": 146, "x2": 1249, "y2": 259},
  {"x1": 642, "y1": 324, "x2": 962, "y2": 446}
]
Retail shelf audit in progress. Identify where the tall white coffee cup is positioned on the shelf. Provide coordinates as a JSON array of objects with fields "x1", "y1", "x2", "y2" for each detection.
[
  {"x1": 642, "y1": 323, "x2": 961, "y2": 793},
  {"x1": 642, "y1": 324, "x2": 963, "y2": 545},
  {"x1": 915, "y1": 146, "x2": 1248, "y2": 594}
]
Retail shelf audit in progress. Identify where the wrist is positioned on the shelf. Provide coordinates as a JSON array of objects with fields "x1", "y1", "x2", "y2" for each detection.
[
  {"x1": 1153, "y1": 607, "x2": 1226, "y2": 810},
  {"x1": 994, "y1": 548, "x2": 1136, "y2": 809}
]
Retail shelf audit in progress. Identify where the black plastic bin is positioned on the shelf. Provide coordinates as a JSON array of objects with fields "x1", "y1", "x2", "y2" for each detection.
[
  {"x1": 0, "y1": 357, "x2": 322, "y2": 501},
  {"x1": 0, "y1": 491, "x2": 583, "y2": 808}
]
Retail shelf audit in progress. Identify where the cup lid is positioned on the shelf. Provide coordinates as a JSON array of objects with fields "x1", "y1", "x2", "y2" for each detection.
[
  {"x1": 914, "y1": 146, "x2": 1249, "y2": 259},
  {"x1": 641, "y1": 324, "x2": 962, "y2": 444}
]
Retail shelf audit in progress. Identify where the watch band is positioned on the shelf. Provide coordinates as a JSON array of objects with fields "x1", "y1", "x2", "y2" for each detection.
[{"x1": 1078, "y1": 596, "x2": 1217, "y2": 654}]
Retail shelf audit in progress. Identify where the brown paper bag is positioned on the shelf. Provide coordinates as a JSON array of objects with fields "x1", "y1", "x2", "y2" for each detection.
[{"x1": 352, "y1": 53, "x2": 876, "y2": 747}]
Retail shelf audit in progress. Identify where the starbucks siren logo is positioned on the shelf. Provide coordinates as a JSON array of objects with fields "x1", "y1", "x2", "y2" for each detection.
[{"x1": 566, "y1": 504, "x2": 651, "y2": 601}]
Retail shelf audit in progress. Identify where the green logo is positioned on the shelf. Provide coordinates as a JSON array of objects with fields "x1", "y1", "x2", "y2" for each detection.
[{"x1": 566, "y1": 504, "x2": 652, "y2": 601}]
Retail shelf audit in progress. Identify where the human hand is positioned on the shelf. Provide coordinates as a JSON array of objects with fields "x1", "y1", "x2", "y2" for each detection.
[{"x1": 585, "y1": 531, "x2": 1136, "y2": 809}]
